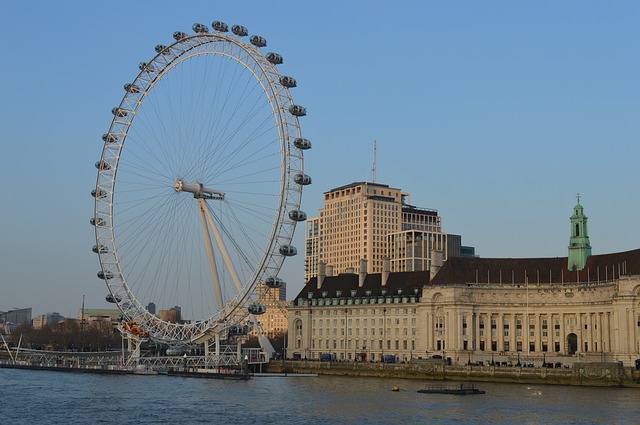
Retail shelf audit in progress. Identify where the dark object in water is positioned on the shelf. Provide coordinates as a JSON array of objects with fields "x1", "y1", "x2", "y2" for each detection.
[{"x1": 417, "y1": 384, "x2": 485, "y2": 395}]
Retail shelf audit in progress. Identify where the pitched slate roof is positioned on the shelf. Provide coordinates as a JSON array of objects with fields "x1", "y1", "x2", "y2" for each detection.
[
  {"x1": 293, "y1": 248, "x2": 640, "y2": 302},
  {"x1": 430, "y1": 248, "x2": 640, "y2": 285},
  {"x1": 293, "y1": 271, "x2": 429, "y2": 302}
]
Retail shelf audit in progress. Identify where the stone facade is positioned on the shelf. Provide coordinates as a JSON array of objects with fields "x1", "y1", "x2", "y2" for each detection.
[
  {"x1": 288, "y1": 264, "x2": 640, "y2": 366},
  {"x1": 290, "y1": 199, "x2": 640, "y2": 366}
]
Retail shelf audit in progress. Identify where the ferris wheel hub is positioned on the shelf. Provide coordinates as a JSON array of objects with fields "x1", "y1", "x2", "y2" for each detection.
[{"x1": 175, "y1": 179, "x2": 225, "y2": 200}]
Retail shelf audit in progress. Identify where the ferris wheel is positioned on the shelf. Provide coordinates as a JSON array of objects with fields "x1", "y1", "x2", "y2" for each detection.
[{"x1": 91, "y1": 21, "x2": 311, "y2": 344}]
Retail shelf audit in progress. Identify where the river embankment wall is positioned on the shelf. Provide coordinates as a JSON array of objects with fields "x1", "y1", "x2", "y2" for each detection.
[{"x1": 265, "y1": 359, "x2": 640, "y2": 388}]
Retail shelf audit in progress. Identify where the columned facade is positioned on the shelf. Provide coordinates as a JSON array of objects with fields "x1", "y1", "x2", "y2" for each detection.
[
  {"x1": 290, "y1": 201, "x2": 640, "y2": 366},
  {"x1": 289, "y1": 254, "x2": 640, "y2": 366}
]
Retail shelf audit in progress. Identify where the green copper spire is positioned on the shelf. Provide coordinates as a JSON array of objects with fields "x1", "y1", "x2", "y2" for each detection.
[{"x1": 567, "y1": 193, "x2": 591, "y2": 271}]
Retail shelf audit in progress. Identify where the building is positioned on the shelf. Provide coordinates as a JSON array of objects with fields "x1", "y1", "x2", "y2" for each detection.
[
  {"x1": 304, "y1": 182, "x2": 468, "y2": 281},
  {"x1": 251, "y1": 282, "x2": 289, "y2": 339},
  {"x1": 78, "y1": 308, "x2": 121, "y2": 326},
  {"x1": 288, "y1": 199, "x2": 640, "y2": 366},
  {"x1": 3, "y1": 308, "x2": 32, "y2": 326},
  {"x1": 32, "y1": 312, "x2": 65, "y2": 329}
]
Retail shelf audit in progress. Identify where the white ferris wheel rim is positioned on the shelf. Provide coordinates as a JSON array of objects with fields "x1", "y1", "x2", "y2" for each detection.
[{"x1": 92, "y1": 25, "x2": 306, "y2": 344}]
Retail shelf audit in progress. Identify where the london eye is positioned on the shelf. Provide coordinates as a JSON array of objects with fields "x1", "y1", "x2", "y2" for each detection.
[{"x1": 92, "y1": 21, "x2": 311, "y2": 344}]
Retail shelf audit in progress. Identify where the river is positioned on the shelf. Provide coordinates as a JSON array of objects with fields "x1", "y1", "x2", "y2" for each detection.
[{"x1": 0, "y1": 369, "x2": 638, "y2": 424}]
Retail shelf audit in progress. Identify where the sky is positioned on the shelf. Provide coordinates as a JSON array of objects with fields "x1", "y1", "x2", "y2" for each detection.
[{"x1": 0, "y1": 1, "x2": 638, "y2": 318}]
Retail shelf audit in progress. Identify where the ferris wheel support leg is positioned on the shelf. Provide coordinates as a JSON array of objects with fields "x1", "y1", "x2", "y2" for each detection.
[
  {"x1": 125, "y1": 336, "x2": 142, "y2": 367},
  {"x1": 198, "y1": 198, "x2": 224, "y2": 311},
  {"x1": 202, "y1": 203, "x2": 243, "y2": 294}
]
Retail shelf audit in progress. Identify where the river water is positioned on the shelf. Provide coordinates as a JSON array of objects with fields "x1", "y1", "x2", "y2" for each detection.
[{"x1": 0, "y1": 369, "x2": 638, "y2": 424}]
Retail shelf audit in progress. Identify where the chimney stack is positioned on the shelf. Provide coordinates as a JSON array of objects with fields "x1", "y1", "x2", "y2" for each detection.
[
  {"x1": 318, "y1": 261, "x2": 326, "y2": 289},
  {"x1": 382, "y1": 257, "x2": 390, "y2": 286},
  {"x1": 326, "y1": 265, "x2": 334, "y2": 277},
  {"x1": 430, "y1": 248, "x2": 444, "y2": 280},
  {"x1": 359, "y1": 258, "x2": 368, "y2": 287}
]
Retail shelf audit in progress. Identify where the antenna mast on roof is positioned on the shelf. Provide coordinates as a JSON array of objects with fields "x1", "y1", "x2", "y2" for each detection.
[{"x1": 371, "y1": 139, "x2": 377, "y2": 183}]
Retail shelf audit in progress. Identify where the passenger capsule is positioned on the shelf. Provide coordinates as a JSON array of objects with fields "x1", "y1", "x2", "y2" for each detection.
[
  {"x1": 97, "y1": 270, "x2": 114, "y2": 280},
  {"x1": 91, "y1": 189, "x2": 107, "y2": 199},
  {"x1": 138, "y1": 62, "x2": 156, "y2": 72},
  {"x1": 289, "y1": 105, "x2": 306, "y2": 116},
  {"x1": 248, "y1": 304, "x2": 266, "y2": 315},
  {"x1": 265, "y1": 276, "x2": 284, "y2": 288},
  {"x1": 105, "y1": 294, "x2": 121, "y2": 303},
  {"x1": 192, "y1": 23, "x2": 209, "y2": 33},
  {"x1": 293, "y1": 138, "x2": 311, "y2": 150},
  {"x1": 232, "y1": 25, "x2": 248, "y2": 36},
  {"x1": 90, "y1": 217, "x2": 106, "y2": 226},
  {"x1": 155, "y1": 44, "x2": 169, "y2": 54},
  {"x1": 92, "y1": 244, "x2": 108, "y2": 254},
  {"x1": 95, "y1": 160, "x2": 111, "y2": 170},
  {"x1": 173, "y1": 31, "x2": 188, "y2": 41},
  {"x1": 279, "y1": 76, "x2": 297, "y2": 88},
  {"x1": 212, "y1": 21, "x2": 229, "y2": 32},
  {"x1": 293, "y1": 173, "x2": 312, "y2": 186},
  {"x1": 279, "y1": 245, "x2": 297, "y2": 256},
  {"x1": 102, "y1": 133, "x2": 118, "y2": 144},
  {"x1": 288, "y1": 210, "x2": 307, "y2": 221},
  {"x1": 111, "y1": 107, "x2": 127, "y2": 118},
  {"x1": 124, "y1": 83, "x2": 141, "y2": 94},
  {"x1": 266, "y1": 52, "x2": 283, "y2": 64},
  {"x1": 250, "y1": 35, "x2": 267, "y2": 47}
]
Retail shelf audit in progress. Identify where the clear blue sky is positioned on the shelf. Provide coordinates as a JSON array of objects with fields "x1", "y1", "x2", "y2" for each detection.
[{"x1": 1, "y1": 1, "x2": 638, "y2": 317}]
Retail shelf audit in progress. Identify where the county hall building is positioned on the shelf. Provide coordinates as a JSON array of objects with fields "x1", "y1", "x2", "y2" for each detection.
[{"x1": 288, "y1": 195, "x2": 640, "y2": 366}]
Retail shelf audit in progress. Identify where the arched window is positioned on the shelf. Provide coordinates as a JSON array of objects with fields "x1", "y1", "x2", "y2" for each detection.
[{"x1": 575, "y1": 223, "x2": 580, "y2": 237}]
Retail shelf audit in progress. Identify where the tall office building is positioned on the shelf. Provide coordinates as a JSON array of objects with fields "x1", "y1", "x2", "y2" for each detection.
[
  {"x1": 250, "y1": 282, "x2": 289, "y2": 338},
  {"x1": 304, "y1": 182, "x2": 464, "y2": 281},
  {"x1": 5, "y1": 308, "x2": 32, "y2": 325}
]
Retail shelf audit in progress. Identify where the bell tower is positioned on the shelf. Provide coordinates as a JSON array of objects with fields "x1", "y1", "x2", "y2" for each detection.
[{"x1": 567, "y1": 193, "x2": 591, "y2": 271}]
